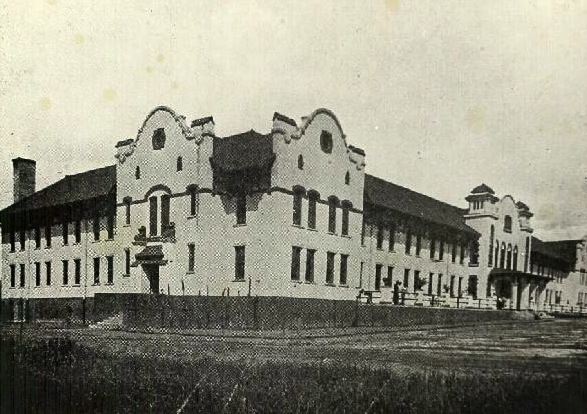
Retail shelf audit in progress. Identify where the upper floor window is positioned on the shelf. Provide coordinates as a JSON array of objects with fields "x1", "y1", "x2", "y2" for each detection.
[
  {"x1": 376, "y1": 225, "x2": 384, "y2": 249},
  {"x1": 149, "y1": 196, "x2": 158, "y2": 236},
  {"x1": 405, "y1": 228, "x2": 412, "y2": 255},
  {"x1": 415, "y1": 233, "x2": 422, "y2": 256},
  {"x1": 107, "y1": 256, "x2": 114, "y2": 284},
  {"x1": 488, "y1": 225, "x2": 495, "y2": 267},
  {"x1": 9, "y1": 264, "x2": 15, "y2": 288},
  {"x1": 439, "y1": 239, "x2": 444, "y2": 261},
  {"x1": 45, "y1": 225, "x2": 52, "y2": 248},
  {"x1": 152, "y1": 128, "x2": 166, "y2": 150},
  {"x1": 504, "y1": 215, "x2": 512, "y2": 233},
  {"x1": 176, "y1": 156, "x2": 183, "y2": 171},
  {"x1": 499, "y1": 243, "x2": 506, "y2": 268},
  {"x1": 236, "y1": 194, "x2": 247, "y2": 225},
  {"x1": 297, "y1": 155, "x2": 304, "y2": 170},
  {"x1": 188, "y1": 243, "x2": 195, "y2": 272},
  {"x1": 506, "y1": 244, "x2": 512, "y2": 270},
  {"x1": 19, "y1": 229, "x2": 25, "y2": 251},
  {"x1": 293, "y1": 188, "x2": 304, "y2": 226},
  {"x1": 320, "y1": 130, "x2": 333, "y2": 153},
  {"x1": 328, "y1": 197, "x2": 337, "y2": 233},
  {"x1": 9, "y1": 230, "x2": 15, "y2": 252},
  {"x1": 345, "y1": 171, "x2": 350, "y2": 185},
  {"x1": 160, "y1": 195, "x2": 170, "y2": 234},
  {"x1": 513, "y1": 246, "x2": 518, "y2": 271},
  {"x1": 135, "y1": 166, "x2": 141, "y2": 180},
  {"x1": 62, "y1": 222, "x2": 68, "y2": 245},
  {"x1": 93, "y1": 216, "x2": 100, "y2": 241},
  {"x1": 234, "y1": 245, "x2": 245, "y2": 281},
  {"x1": 341, "y1": 202, "x2": 351, "y2": 236},
  {"x1": 308, "y1": 191, "x2": 318, "y2": 230},
  {"x1": 75, "y1": 220, "x2": 82, "y2": 243},
  {"x1": 189, "y1": 188, "x2": 199, "y2": 217},
  {"x1": 388, "y1": 224, "x2": 395, "y2": 251},
  {"x1": 107, "y1": 215, "x2": 115, "y2": 239},
  {"x1": 430, "y1": 238, "x2": 436, "y2": 259},
  {"x1": 460, "y1": 243, "x2": 465, "y2": 265},
  {"x1": 124, "y1": 200, "x2": 131, "y2": 225},
  {"x1": 34, "y1": 228, "x2": 41, "y2": 249}
]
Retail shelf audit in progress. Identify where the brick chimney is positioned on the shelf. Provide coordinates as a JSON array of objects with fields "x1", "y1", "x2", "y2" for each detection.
[{"x1": 12, "y1": 157, "x2": 36, "y2": 203}]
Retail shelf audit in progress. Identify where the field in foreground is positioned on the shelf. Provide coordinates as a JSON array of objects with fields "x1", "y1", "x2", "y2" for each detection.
[{"x1": 1, "y1": 318, "x2": 586, "y2": 413}]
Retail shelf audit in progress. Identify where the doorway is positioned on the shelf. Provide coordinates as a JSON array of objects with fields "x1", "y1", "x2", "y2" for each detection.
[{"x1": 143, "y1": 264, "x2": 160, "y2": 294}]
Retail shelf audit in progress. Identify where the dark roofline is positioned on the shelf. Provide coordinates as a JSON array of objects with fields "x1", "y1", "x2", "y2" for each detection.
[
  {"x1": 191, "y1": 116, "x2": 214, "y2": 127},
  {"x1": 348, "y1": 145, "x2": 365, "y2": 156},
  {"x1": 273, "y1": 112, "x2": 297, "y2": 127},
  {"x1": 12, "y1": 157, "x2": 36, "y2": 165},
  {"x1": 115, "y1": 139, "x2": 134, "y2": 148}
]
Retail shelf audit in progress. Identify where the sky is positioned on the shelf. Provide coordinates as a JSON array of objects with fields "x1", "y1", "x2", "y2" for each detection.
[{"x1": 0, "y1": 0, "x2": 586, "y2": 240}]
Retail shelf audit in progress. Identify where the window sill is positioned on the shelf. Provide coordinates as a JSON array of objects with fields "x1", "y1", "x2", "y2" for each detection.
[
  {"x1": 327, "y1": 231, "x2": 338, "y2": 236},
  {"x1": 122, "y1": 274, "x2": 131, "y2": 278},
  {"x1": 339, "y1": 284, "x2": 349, "y2": 288},
  {"x1": 8, "y1": 286, "x2": 15, "y2": 289},
  {"x1": 307, "y1": 227, "x2": 317, "y2": 232},
  {"x1": 233, "y1": 223, "x2": 247, "y2": 228},
  {"x1": 341, "y1": 234, "x2": 351, "y2": 239},
  {"x1": 292, "y1": 224, "x2": 304, "y2": 229},
  {"x1": 123, "y1": 224, "x2": 131, "y2": 227},
  {"x1": 105, "y1": 283, "x2": 114, "y2": 286},
  {"x1": 187, "y1": 215, "x2": 198, "y2": 220},
  {"x1": 304, "y1": 281, "x2": 315, "y2": 284},
  {"x1": 106, "y1": 238, "x2": 115, "y2": 242},
  {"x1": 73, "y1": 284, "x2": 81, "y2": 287},
  {"x1": 325, "y1": 283, "x2": 336, "y2": 287},
  {"x1": 232, "y1": 279, "x2": 246, "y2": 283},
  {"x1": 92, "y1": 283, "x2": 100, "y2": 286},
  {"x1": 185, "y1": 271, "x2": 194, "y2": 275}
]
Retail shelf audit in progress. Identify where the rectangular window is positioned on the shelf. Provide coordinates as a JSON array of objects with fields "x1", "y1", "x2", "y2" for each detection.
[
  {"x1": 190, "y1": 190, "x2": 199, "y2": 217},
  {"x1": 160, "y1": 195, "x2": 170, "y2": 233},
  {"x1": 413, "y1": 270, "x2": 420, "y2": 292},
  {"x1": 359, "y1": 261, "x2": 364, "y2": 288},
  {"x1": 405, "y1": 229, "x2": 412, "y2": 255},
  {"x1": 234, "y1": 246, "x2": 245, "y2": 280},
  {"x1": 460, "y1": 243, "x2": 465, "y2": 265},
  {"x1": 93, "y1": 215, "x2": 101, "y2": 240},
  {"x1": 9, "y1": 230, "x2": 15, "y2": 252},
  {"x1": 19, "y1": 229, "x2": 25, "y2": 251},
  {"x1": 93, "y1": 257, "x2": 100, "y2": 285},
  {"x1": 46, "y1": 262, "x2": 52, "y2": 285},
  {"x1": 188, "y1": 244, "x2": 195, "y2": 272},
  {"x1": 293, "y1": 191, "x2": 303, "y2": 226},
  {"x1": 107, "y1": 256, "x2": 114, "y2": 284},
  {"x1": 375, "y1": 264, "x2": 382, "y2": 291},
  {"x1": 468, "y1": 275, "x2": 478, "y2": 299},
  {"x1": 10, "y1": 264, "x2": 15, "y2": 287},
  {"x1": 341, "y1": 207, "x2": 349, "y2": 236},
  {"x1": 328, "y1": 200, "x2": 336, "y2": 233},
  {"x1": 403, "y1": 268, "x2": 410, "y2": 289},
  {"x1": 388, "y1": 224, "x2": 395, "y2": 251},
  {"x1": 452, "y1": 242, "x2": 457, "y2": 263},
  {"x1": 149, "y1": 196, "x2": 158, "y2": 236},
  {"x1": 236, "y1": 194, "x2": 246, "y2": 225},
  {"x1": 361, "y1": 221, "x2": 366, "y2": 245},
  {"x1": 62, "y1": 260, "x2": 68, "y2": 285},
  {"x1": 385, "y1": 266, "x2": 394, "y2": 287},
  {"x1": 439, "y1": 239, "x2": 444, "y2": 261},
  {"x1": 428, "y1": 273, "x2": 434, "y2": 295},
  {"x1": 450, "y1": 275, "x2": 456, "y2": 297},
  {"x1": 107, "y1": 215, "x2": 114, "y2": 239},
  {"x1": 340, "y1": 254, "x2": 348, "y2": 285},
  {"x1": 430, "y1": 238, "x2": 436, "y2": 259},
  {"x1": 376, "y1": 225, "x2": 384, "y2": 249},
  {"x1": 125, "y1": 201, "x2": 131, "y2": 224},
  {"x1": 291, "y1": 246, "x2": 301, "y2": 281},
  {"x1": 415, "y1": 234, "x2": 422, "y2": 256},
  {"x1": 74, "y1": 259, "x2": 81, "y2": 285},
  {"x1": 326, "y1": 252, "x2": 335, "y2": 284},
  {"x1": 437, "y1": 274, "x2": 443, "y2": 296},
  {"x1": 125, "y1": 249, "x2": 131, "y2": 276},
  {"x1": 34, "y1": 228, "x2": 41, "y2": 249},
  {"x1": 305, "y1": 249, "x2": 315, "y2": 282},
  {"x1": 35, "y1": 262, "x2": 41, "y2": 287},
  {"x1": 75, "y1": 220, "x2": 81, "y2": 243},
  {"x1": 62, "y1": 222, "x2": 68, "y2": 245},
  {"x1": 19, "y1": 264, "x2": 25, "y2": 288},
  {"x1": 308, "y1": 195, "x2": 317, "y2": 230}
]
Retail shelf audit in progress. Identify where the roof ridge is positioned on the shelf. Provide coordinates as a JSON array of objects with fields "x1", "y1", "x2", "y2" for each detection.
[{"x1": 365, "y1": 173, "x2": 466, "y2": 212}]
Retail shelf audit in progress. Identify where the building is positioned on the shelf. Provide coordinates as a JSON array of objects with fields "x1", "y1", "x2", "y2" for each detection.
[{"x1": 1, "y1": 106, "x2": 586, "y2": 320}]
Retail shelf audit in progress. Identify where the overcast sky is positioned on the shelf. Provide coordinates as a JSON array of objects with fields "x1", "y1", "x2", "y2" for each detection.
[{"x1": 1, "y1": 0, "x2": 586, "y2": 240}]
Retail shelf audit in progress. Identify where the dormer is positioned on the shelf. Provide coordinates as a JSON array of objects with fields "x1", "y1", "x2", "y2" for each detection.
[
  {"x1": 516, "y1": 201, "x2": 533, "y2": 233},
  {"x1": 464, "y1": 183, "x2": 499, "y2": 217}
]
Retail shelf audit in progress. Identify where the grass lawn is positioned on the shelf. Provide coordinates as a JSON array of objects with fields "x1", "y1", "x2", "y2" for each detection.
[{"x1": 1, "y1": 318, "x2": 586, "y2": 413}]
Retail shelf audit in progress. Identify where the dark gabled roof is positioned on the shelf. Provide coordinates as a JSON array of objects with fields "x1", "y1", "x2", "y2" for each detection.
[
  {"x1": 364, "y1": 174, "x2": 478, "y2": 235},
  {"x1": 516, "y1": 201, "x2": 530, "y2": 210},
  {"x1": 211, "y1": 130, "x2": 275, "y2": 172},
  {"x1": 0, "y1": 165, "x2": 116, "y2": 218},
  {"x1": 471, "y1": 183, "x2": 495, "y2": 194},
  {"x1": 532, "y1": 237, "x2": 579, "y2": 266},
  {"x1": 191, "y1": 116, "x2": 214, "y2": 127}
]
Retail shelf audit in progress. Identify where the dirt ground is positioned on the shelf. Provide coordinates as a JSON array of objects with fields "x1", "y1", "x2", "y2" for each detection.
[{"x1": 5, "y1": 317, "x2": 587, "y2": 373}]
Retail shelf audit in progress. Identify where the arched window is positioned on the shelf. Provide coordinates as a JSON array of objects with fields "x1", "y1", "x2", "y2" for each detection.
[
  {"x1": 524, "y1": 237, "x2": 530, "y2": 272},
  {"x1": 307, "y1": 190, "x2": 319, "y2": 230},
  {"x1": 513, "y1": 246, "x2": 518, "y2": 271},
  {"x1": 341, "y1": 200, "x2": 352, "y2": 236},
  {"x1": 504, "y1": 215, "x2": 512, "y2": 233},
  {"x1": 177, "y1": 156, "x2": 183, "y2": 171},
  {"x1": 499, "y1": 243, "x2": 506, "y2": 269},
  {"x1": 135, "y1": 166, "x2": 141, "y2": 179},
  {"x1": 297, "y1": 155, "x2": 304, "y2": 170},
  {"x1": 494, "y1": 239, "x2": 499, "y2": 268},
  {"x1": 345, "y1": 171, "x2": 350, "y2": 185},
  {"x1": 292, "y1": 186, "x2": 305, "y2": 226},
  {"x1": 488, "y1": 225, "x2": 495, "y2": 267},
  {"x1": 327, "y1": 196, "x2": 338, "y2": 233},
  {"x1": 506, "y1": 244, "x2": 512, "y2": 270}
]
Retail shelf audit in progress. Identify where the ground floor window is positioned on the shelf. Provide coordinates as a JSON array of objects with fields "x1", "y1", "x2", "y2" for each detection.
[
  {"x1": 93, "y1": 257, "x2": 100, "y2": 285},
  {"x1": 74, "y1": 259, "x2": 81, "y2": 285},
  {"x1": 340, "y1": 254, "x2": 348, "y2": 285},
  {"x1": 10, "y1": 264, "x2": 15, "y2": 288},
  {"x1": 107, "y1": 256, "x2": 114, "y2": 284},
  {"x1": 403, "y1": 269, "x2": 410, "y2": 289},
  {"x1": 305, "y1": 249, "x2": 315, "y2": 283},
  {"x1": 235, "y1": 246, "x2": 245, "y2": 281},
  {"x1": 62, "y1": 260, "x2": 68, "y2": 285},
  {"x1": 468, "y1": 275, "x2": 478, "y2": 299},
  {"x1": 46, "y1": 262, "x2": 51, "y2": 285},
  {"x1": 375, "y1": 264, "x2": 382, "y2": 291},
  {"x1": 19, "y1": 264, "x2": 25, "y2": 288},
  {"x1": 291, "y1": 246, "x2": 301, "y2": 281},
  {"x1": 326, "y1": 252, "x2": 335, "y2": 285},
  {"x1": 35, "y1": 262, "x2": 41, "y2": 287}
]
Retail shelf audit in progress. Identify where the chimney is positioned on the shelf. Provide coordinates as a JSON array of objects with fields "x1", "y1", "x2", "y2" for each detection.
[{"x1": 12, "y1": 157, "x2": 36, "y2": 203}]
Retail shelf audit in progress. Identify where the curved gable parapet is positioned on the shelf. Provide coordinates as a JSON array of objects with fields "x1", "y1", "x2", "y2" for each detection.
[
  {"x1": 144, "y1": 184, "x2": 173, "y2": 200},
  {"x1": 136, "y1": 106, "x2": 195, "y2": 142},
  {"x1": 287, "y1": 108, "x2": 365, "y2": 170}
]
